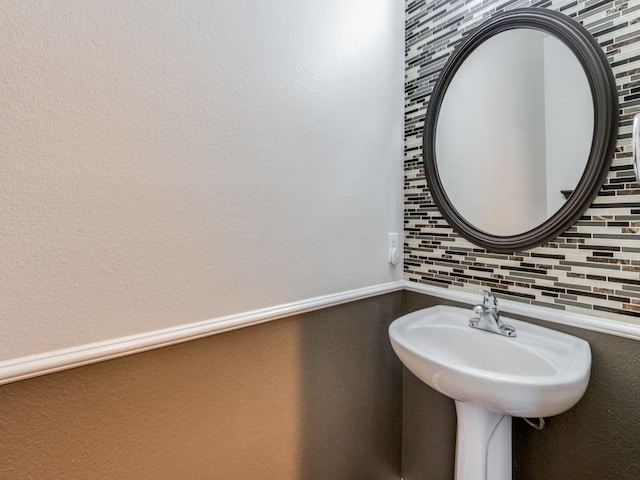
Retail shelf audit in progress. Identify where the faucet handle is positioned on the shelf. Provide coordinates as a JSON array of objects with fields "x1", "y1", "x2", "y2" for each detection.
[{"x1": 479, "y1": 289, "x2": 498, "y2": 311}]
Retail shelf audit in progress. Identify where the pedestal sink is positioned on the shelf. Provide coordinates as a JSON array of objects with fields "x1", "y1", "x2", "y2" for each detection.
[{"x1": 389, "y1": 305, "x2": 591, "y2": 480}]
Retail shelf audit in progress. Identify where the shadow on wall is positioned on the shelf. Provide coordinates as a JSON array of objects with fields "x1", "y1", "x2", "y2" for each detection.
[
  {"x1": 0, "y1": 293, "x2": 404, "y2": 479},
  {"x1": 298, "y1": 293, "x2": 403, "y2": 480}
]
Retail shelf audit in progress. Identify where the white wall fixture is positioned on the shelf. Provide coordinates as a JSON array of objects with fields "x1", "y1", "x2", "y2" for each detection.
[
  {"x1": 389, "y1": 304, "x2": 591, "y2": 480},
  {"x1": 388, "y1": 233, "x2": 401, "y2": 265}
]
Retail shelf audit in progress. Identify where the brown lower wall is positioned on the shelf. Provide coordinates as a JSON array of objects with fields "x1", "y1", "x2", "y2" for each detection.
[
  {"x1": 2, "y1": 290, "x2": 639, "y2": 480},
  {"x1": 403, "y1": 291, "x2": 640, "y2": 480},
  {"x1": 0, "y1": 292, "x2": 403, "y2": 480}
]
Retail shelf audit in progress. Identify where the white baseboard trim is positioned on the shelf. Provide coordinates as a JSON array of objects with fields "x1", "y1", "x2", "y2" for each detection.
[
  {"x1": 0, "y1": 281, "x2": 405, "y2": 386},
  {"x1": 404, "y1": 281, "x2": 640, "y2": 341}
]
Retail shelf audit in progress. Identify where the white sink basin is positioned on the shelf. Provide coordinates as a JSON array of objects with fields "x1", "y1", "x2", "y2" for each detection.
[
  {"x1": 389, "y1": 304, "x2": 591, "y2": 480},
  {"x1": 389, "y1": 305, "x2": 591, "y2": 417}
]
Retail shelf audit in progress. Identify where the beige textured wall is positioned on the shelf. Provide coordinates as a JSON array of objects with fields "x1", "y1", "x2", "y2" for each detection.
[
  {"x1": 0, "y1": 0, "x2": 404, "y2": 360},
  {"x1": 0, "y1": 293, "x2": 403, "y2": 480}
]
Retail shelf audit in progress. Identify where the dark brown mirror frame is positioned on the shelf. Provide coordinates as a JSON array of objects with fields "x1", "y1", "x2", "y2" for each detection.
[{"x1": 422, "y1": 8, "x2": 619, "y2": 254}]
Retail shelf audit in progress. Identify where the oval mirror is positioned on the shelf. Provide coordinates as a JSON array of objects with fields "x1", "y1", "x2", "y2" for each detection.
[{"x1": 423, "y1": 8, "x2": 618, "y2": 253}]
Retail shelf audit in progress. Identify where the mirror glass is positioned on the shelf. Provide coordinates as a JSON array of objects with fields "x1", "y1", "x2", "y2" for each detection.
[{"x1": 435, "y1": 29, "x2": 594, "y2": 236}]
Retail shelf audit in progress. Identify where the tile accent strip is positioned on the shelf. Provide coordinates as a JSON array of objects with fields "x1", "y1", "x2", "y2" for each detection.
[{"x1": 404, "y1": 0, "x2": 640, "y2": 325}]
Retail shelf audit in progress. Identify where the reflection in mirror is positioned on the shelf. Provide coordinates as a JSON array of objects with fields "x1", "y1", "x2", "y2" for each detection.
[{"x1": 436, "y1": 29, "x2": 594, "y2": 236}]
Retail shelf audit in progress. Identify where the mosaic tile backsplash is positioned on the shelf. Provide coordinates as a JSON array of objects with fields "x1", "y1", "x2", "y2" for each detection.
[{"x1": 404, "y1": 0, "x2": 640, "y2": 322}]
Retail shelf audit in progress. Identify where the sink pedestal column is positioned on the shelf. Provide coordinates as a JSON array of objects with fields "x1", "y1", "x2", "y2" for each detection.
[{"x1": 454, "y1": 401, "x2": 511, "y2": 480}]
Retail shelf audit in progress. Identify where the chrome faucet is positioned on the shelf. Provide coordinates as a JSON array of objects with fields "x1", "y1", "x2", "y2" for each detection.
[{"x1": 469, "y1": 289, "x2": 516, "y2": 337}]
